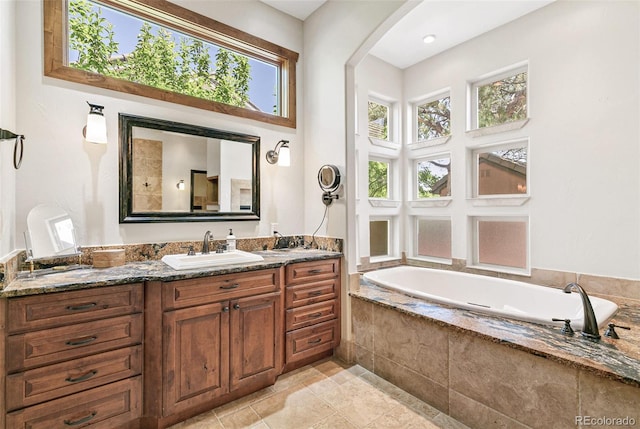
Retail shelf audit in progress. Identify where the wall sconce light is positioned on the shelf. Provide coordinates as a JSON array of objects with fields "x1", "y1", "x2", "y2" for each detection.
[
  {"x1": 83, "y1": 101, "x2": 107, "y2": 144},
  {"x1": 176, "y1": 180, "x2": 185, "y2": 190},
  {"x1": 265, "y1": 140, "x2": 290, "y2": 167}
]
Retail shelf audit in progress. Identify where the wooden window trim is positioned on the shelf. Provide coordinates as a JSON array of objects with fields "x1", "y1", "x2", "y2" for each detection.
[{"x1": 43, "y1": 0, "x2": 299, "y2": 128}]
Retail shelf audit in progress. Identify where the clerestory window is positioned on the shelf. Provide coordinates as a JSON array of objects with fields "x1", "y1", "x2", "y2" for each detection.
[{"x1": 44, "y1": 0, "x2": 299, "y2": 128}]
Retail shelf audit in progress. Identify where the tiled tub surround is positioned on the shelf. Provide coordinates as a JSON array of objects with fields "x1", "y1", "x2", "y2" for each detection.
[
  {"x1": 351, "y1": 280, "x2": 640, "y2": 429},
  {"x1": 0, "y1": 235, "x2": 342, "y2": 290}
]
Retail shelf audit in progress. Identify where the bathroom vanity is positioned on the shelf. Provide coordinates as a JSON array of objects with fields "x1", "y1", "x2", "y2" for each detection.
[{"x1": 0, "y1": 251, "x2": 342, "y2": 429}]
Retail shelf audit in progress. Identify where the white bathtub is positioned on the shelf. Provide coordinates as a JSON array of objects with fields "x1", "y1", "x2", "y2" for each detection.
[{"x1": 362, "y1": 266, "x2": 618, "y2": 330}]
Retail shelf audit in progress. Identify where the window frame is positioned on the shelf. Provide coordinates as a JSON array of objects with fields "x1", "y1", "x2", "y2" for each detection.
[
  {"x1": 413, "y1": 91, "x2": 451, "y2": 143},
  {"x1": 413, "y1": 153, "x2": 452, "y2": 201},
  {"x1": 469, "y1": 139, "x2": 530, "y2": 202},
  {"x1": 44, "y1": 0, "x2": 299, "y2": 128},
  {"x1": 367, "y1": 97, "x2": 394, "y2": 145},
  {"x1": 469, "y1": 215, "x2": 530, "y2": 275},
  {"x1": 412, "y1": 216, "x2": 452, "y2": 264},
  {"x1": 369, "y1": 216, "x2": 397, "y2": 261},
  {"x1": 468, "y1": 63, "x2": 528, "y2": 131}
]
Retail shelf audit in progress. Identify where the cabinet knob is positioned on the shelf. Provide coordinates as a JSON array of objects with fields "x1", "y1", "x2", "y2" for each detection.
[
  {"x1": 233, "y1": 303, "x2": 240, "y2": 310},
  {"x1": 222, "y1": 306, "x2": 230, "y2": 312}
]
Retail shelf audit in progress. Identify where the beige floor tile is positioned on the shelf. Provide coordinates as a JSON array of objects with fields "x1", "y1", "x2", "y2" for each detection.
[
  {"x1": 311, "y1": 413, "x2": 359, "y2": 429},
  {"x1": 251, "y1": 385, "x2": 334, "y2": 428},
  {"x1": 364, "y1": 404, "x2": 443, "y2": 429},
  {"x1": 214, "y1": 387, "x2": 275, "y2": 418},
  {"x1": 170, "y1": 358, "x2": 467, "y2": 429},
  {"x1": 218, "y1": 406, "x2": 262, "y2": 429}
]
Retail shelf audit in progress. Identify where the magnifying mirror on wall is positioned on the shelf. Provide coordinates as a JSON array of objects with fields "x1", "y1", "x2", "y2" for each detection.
[
  {"x1": 24, "y1": 204, "x2": 80, "y2": 260},
  {"x1": 317, "y1": 164, "x2": 341, "y2": 206}
]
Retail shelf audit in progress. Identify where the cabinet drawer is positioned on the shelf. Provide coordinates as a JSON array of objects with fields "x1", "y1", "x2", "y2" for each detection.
[
  {"x1": 285, "y1": 259, "x2": 339, "y2": 285},
  {"x1": 6, "y1": 345, "x2": 142, "y2": 411},
  {"x1": 7, "y1": 376, "x2": 141, "y2": 429},
  {"x1": 163, "y1": 269, "x2": 280, "y2": 310},
  {"x1": 286, "y1": 299, "x2": 338, "y2": 331},
  {"x1": 285, "y1": 319, "x2": 339, "y2": 364},
  {"x1": 7, "y1": 314, "x2": 143, "y2": 373},
  {"x1": 285, "y1": 278, "x2": 338, "y2": 309},
  {"x1": 7, "y1": 284, "x2": 143, "y2": 333}
]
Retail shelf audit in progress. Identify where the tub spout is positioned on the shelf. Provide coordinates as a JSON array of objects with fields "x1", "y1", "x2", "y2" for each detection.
[{"x1": 563, "y1": 283, "x2": 600, "y2": 340}]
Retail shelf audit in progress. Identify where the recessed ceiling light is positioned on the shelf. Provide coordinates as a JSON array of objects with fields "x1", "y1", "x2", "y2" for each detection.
[{"x1": 423, "y1": 34, "x2": 436, "y2": 44}]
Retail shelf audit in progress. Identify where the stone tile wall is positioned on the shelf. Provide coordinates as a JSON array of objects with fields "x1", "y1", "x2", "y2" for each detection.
[{"x1": 351, "y1": 298, "x2": 640, "y2": 429}]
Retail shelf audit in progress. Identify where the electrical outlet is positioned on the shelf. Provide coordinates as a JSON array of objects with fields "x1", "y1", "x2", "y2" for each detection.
[{"x1": 270, "y1": 223, "x2": 279, "y2": 236}]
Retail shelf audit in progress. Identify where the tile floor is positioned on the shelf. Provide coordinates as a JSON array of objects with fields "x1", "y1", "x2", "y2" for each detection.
[{"x1": 168, "y1": 358, "x2": 469, "y2": 429}]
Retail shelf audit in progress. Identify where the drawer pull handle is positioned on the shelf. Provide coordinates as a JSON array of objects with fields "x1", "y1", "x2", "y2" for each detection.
[
  {"x1": 65, "y1": 370, "x2": 98, "y2": 383},
  {"x1": 220, "y1": 283, "x2": 239, "y2": 290},
  {"x1": 309, "y1": 269, "x2": 322, "y2": 274},
  {"x1": 65, "y1": 336, "x2": 97, "y2": 347},
  {"x1": 66, "y1": 302, "x2": 97, "y2": 311},
  {"x1": 308, "y1": 338, "x2": 322, "y2": 344},
  {"x1": 309, "y1": 312, "x2": 323, "y2": 318},
  {"x1": 64, "y1": 411, "x2": 97, "y2": 426},
  {"x1": 308, "y1": 291, "x2": 323, "y2": 297}
]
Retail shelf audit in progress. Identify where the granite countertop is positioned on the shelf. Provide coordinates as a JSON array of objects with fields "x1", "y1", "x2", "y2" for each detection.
[
  {"x1": 352, "y1": 278, "x2": 640, "y2": 388},
  {"x1": 1, "y1": 249, "x2": 342, "y2": 298}
]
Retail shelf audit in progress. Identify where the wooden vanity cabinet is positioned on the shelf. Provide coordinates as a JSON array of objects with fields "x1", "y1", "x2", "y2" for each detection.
[
  {"x1": 144, "y1": 268, "x2": 283, "y2": 428},
  {"x1": 3, "y1": 284, "x2": 143, "y2": 429},
  {"x1": 284, "y1": 258, "x2": 341, "y2": 372}
]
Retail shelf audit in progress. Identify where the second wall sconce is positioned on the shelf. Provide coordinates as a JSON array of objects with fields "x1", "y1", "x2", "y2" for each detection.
[
  {"x1": 266, "y1": 140, "x2": 290, "y2": 167},
  {"x1": 176, "y1": 180, "x2": 185, "y2": 190},
  {"x1": 83, "y1": 101, "x2": 108, "y2": 144}
]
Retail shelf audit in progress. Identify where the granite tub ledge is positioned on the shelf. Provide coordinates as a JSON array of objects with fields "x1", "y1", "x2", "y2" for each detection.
[
  {"x1": 1, "y1": 250, "x2": 342, "y2": 298},
  {"x1": 352, "y1": 279, "x2": 640, "y2": 388}
]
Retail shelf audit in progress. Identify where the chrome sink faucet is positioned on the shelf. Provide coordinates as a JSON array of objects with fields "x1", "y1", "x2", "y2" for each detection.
[
  {"x1": 202, "y1": 230, "x2": 212, "y2": 254},
  {"x1": 563, "y1": 282, "x2": 601, "y2": 340}
]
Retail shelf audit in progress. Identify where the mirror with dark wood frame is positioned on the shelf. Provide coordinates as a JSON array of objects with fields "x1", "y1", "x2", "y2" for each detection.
[{"x1": 119, "y1": 114, "x2": 260, "y2": 223}]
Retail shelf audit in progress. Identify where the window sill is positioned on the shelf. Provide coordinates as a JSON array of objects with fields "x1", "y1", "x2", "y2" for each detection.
[
  {"x1": 466, "y1": 118, "x2": 529, "y2": 138},
  {"x1": 369, "y1": 137, "x2": 400, "y2": 150},
  {"x1": 469, "y1": 196, "x2": 530, "y2": 207},
  {"x1": 408, "y1": 135, "x2": 451, "y2": 150},
  {"x1": 407, "y1": 256, "x2": 453, "y2": 265},
  {"x1": 467, "y1": 263, "x2": 530, "y2": 277},
  {"x1": 408, "y1": 198, "x2": 452, "y2": 208},
  {"x1": 369, "y1": 199, "x2": 401, "y2": 208}
]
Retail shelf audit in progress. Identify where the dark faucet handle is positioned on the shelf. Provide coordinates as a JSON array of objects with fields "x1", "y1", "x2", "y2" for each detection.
[
  {"x1": 604, "y1": 323, "x2": 631, "y2": 339},
  {"x1": 552, "y1": 318, "x2": 575, "y2": 335},
  {"x1": 181, "y1": 245, "x2": 195, "y2": 256}
]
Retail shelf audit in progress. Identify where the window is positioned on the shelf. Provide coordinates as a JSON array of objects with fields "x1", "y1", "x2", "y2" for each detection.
[
  {"x1": 472, "y1": 141, "x2": 528, "y2": 197},
  {"x1": 416, "y1": 217, "x2": 451, "y2": 260},
  {"x1": 368, "y1": 100, "x2": 390, "y2": 140},
  {"x1": 416, "y1": 156, "x2": 451, "y2": 198},
  {"x1": 368, "y1": 159, "x2": 390, "y2": 199},
  {"x1": 44, "y1": 0, "x2": 299, "y2": 128},
  {"x1": 369, "y1": 219, "x2": 389, "y2": 257},
  {"x1": 471, "y1": 65, "x2": 527, "y2": 130},
  {"x1": 472, "y1": 217, "x2": 528, "y2": 272},
  {"x1": 416, "y1": 94, "x2": 450, "y2": 141}
]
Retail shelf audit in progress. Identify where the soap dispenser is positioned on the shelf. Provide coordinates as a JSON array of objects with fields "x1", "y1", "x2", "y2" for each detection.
[{"x1": 226, "y1": 229, "x2": 236, "y2": 251}]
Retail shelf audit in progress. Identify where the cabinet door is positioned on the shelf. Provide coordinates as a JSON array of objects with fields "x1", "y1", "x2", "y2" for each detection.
[
  {"x1": 163, "y1": 302, "x2": 229, "y2": 416},
  {"x1": 229, "y1": 292, "x2": 282, "y2": 391}
]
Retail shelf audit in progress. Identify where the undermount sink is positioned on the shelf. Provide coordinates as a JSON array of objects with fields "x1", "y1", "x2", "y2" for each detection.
[{"x1": 161, "y1": 250, "x2": 264, "y2": 270}]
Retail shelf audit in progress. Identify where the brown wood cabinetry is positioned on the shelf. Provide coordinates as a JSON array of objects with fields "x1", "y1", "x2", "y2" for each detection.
[
  {"x1": 284, "y1": 258, "x2": 341, "y2": 372},
  {"x1": 3, "y1": 284, "x2": 143, "y2": 428},
  {"x1": 145, "y1": 269, "x2": 283, "y2": 428}
]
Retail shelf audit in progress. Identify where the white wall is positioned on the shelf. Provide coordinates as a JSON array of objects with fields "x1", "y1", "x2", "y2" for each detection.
[
  {"x1": 302, "y1": 0, "x2": 406, "y2": 242},
  {"x1": 0, "y1": 0, "x2": 17, "y2": 257},
  {"x1": 354, "y1": 55, "x2": 404, "y2": 260},
  {"x1": 377, "y1": 0, "x2": 640, "y2": 279},
  {"x1": 11, "y1": 0, "x2": 305, "y2": 248}
]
